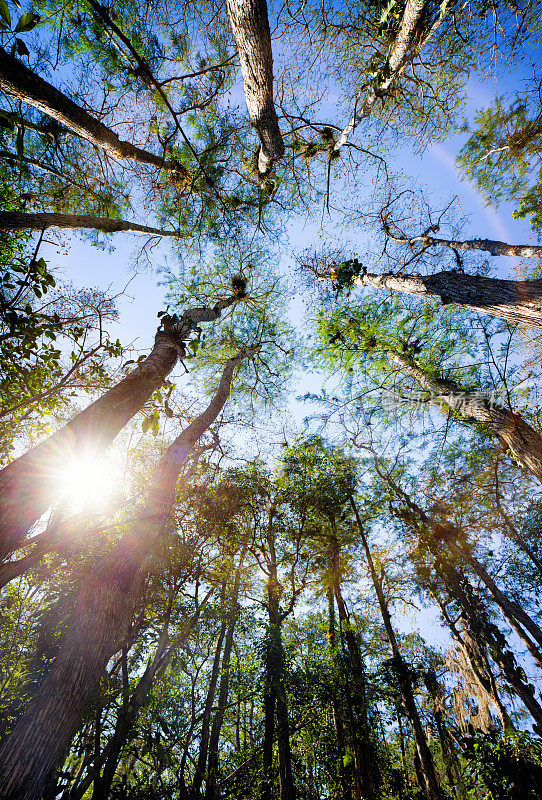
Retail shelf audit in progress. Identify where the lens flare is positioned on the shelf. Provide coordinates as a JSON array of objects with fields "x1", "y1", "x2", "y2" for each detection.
[{"x1": 56, "y1": 452, "x2": 115, "y2": 508}]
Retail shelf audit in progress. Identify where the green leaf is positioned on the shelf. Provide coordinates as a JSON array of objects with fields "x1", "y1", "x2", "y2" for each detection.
[
  {"x1": 15, "y1": 11, "x2": 40, "y2": 32},
  {"x1": 0, "y1": 0, "x2": 11, "y2": 28},
  {"x1": 0, "y1": 111, "x2": 15, "y2": 131},
  {"x1": 15, "y1": 38, "x2": 29, "y2": 56}
]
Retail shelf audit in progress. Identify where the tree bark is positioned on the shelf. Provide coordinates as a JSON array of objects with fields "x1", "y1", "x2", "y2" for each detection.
[
  {"x1": 205, "y1": 551, "x2": 246, "y2": 800},
  {"x1": 393, "y1": 233, "x2": 542, "y2": 260},
  {"x1": 0, "y1": 348, "x2": 255, "y2": 800},
  {"x1": 353, "y1": 270, "x2": 542, "y2": 328},
  {"x1": 225, "y1": 0, "x2": 284, "y2": 174},
  {"x1": 330, "y1": 532, "x2": 379, "y2": 800},
  {"x1": 351, "y1": 499, "x2": 445, "y2": 800},
  {"x1": 0, "y1": 211, "x2": 182, "y2": 237},
  {"x1": 326, "y1": 588, "x2": 351, "y2": 800},
  {"x1": 192, "y1": 586, "x2": 229, "y2": 799},
  {"x1": 435, "y1": 563, "x2": 542, "y2": 733},
  {"x1": 262, "y1": 520, "x2": 296, "y2": 800},
  {"x1": 388, "y1": 349, "x2": 542, "y2": 484},
  {"x1": 334, "y1": 0, "x2": 429, "y2": 151},
  {"x1": 0, "y1": 296, "x2": 237, "y2": 560},
  {"x1": 0, "y1": 47, "x2": 182, "y2": 174}
]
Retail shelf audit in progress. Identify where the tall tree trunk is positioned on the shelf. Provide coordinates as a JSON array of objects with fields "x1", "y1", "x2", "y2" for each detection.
[
  {"x1": 261, "y1": 685, "x2": 276, "y2": 800},
  {"x1": 0, "y1": 348, "x2": 255, "y2": 800},
  {"x1": 0, "y1": 47, "x2": 182, "y2": 174},
  {"x1": 225, "y1": 0, "x2": 284, "y2": 174},
  {"x1": 330, "y1": 532, "x2": 379, "y2": 800},
  {"x1": 351, "y1": 270, "x2": 542, "y2": 328},
  {"x1": 192, "y1": 585, "x2": 229, "y2": 799},
  {"x1": 205, "y1": 550, "x2": 247, "y2": 800},
  {"x1": 351, "y1": 499, "x2": 445, "y2": 800},
  {"x1": 326, "y1": 588, "x2": 351, "y2": 800},
  {"x1": 0, "y1": 296, "x2": 237, "y2": 560},
  {"x1": 0, "y1": 211, "x2": 182, "y2": 237},
  {"x1": 386, "y1": 468, "x2": 542, "y2": 671},
  {"x1": 334, "y1": 0, "x2": 431, "y2": 151},
  {"x1": 263, "y1": 523, "x2": 296, "y2": 800},
  {"x1": 386, "y1": 231, "x2": 542, "y2": 259},
  {"x1": 275, "y1": 688, "x2": 296, "y2": 800},
  {"x1": 387, "y1": 348, "x2": 542, "y2": 483},
  {"x1": 436, "y1": 597, "x2": 514, "y2": 736}
]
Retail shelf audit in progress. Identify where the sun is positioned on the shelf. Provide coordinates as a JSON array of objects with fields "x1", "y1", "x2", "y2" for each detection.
[{"x1": 56, "y1": 452, "x2": 116, "y2": 509}]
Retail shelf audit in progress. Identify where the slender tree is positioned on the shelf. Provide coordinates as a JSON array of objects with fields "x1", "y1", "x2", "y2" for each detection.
[
  {"x1": 205, "y1": 545, "x2": 248, "y2": 800},
  {"x1": 351, "y1": 498, "x2": 446, "y2": 800},
  {"x1": 0, "y1": 211, "x2": 184, "y2": 237}
]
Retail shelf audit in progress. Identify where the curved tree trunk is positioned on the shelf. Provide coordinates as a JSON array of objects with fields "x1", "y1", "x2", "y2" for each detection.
[
  {"x1": 0, "y1": 348, "x2": 255, "y2": 800},
  {"x1": 0, "y1": 48, "x2": 181, "y2": 173},
  {"x1": 351, "y1": 499, "x2": 445, "y2": 800},
  {"x1": 354, "y1": 270, "x2": 542, "y2": 327},
  {"x1": 225, "y1": 0, "x2": 284, "y2": 174},
  {"x1": 0, "y1": 211, "x2": 181, "y2": 237},
  {"x1": 387, "y1": 349, "x2": 542, "y2": 483},
  {"x1": 0, "y1": 297, "x2": 237, "y2": 560}
]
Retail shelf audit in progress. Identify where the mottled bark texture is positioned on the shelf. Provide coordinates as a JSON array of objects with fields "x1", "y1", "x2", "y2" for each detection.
[
  {"x1": 388, "y1": 350, "x2": 542, "y2": 484},
  {"x1": 334, "y1": 0, "x2": 428, "y2": 151},
  {"x1": 0, "y1": 211, "x2": 181, "y2": 237},
  {"x1": 0, "y1": 47, "x2": 182, "y2": 174},
  {"x1": 0, "y1": 297, "x2": 238, "y2": 560},
  {"x1": 394, "y1": 233, "x2": 542, "y2": 259},
  {"x1": 351, "y1": 500, "x2": 445, "y2": 800},
  {"x1": 355, "y1": 270, "x2": 542, "y2": 328},
  {"x1": 225, "y1": 0, "x2": 284, "y2": 174},
  {"x1": 0, "y1": 348, "x2": 255, "y2": 800}
]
